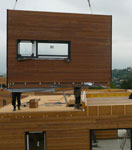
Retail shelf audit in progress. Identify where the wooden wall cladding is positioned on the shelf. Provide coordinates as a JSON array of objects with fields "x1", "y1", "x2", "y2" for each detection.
[
  {"x1": 0, "y1": 128, "x2": 90, "y2": 150},
  {"x1": 0, "y1": 90, "x2": 11, "y2": 107},
  {"x1": 0, "y1": 112, "x2": 90, "y2": 150},
  {"x1": 0, "y1": 77, "x2": 6, "y2": 84},
  {"x1": 1, "y1": 110, "x2": 132, "y2": 150},
  {"x1": 86, "y1": 104, "x2": 132, "y2": 116},
  {"x1": 7, "y1": 10, "x2": 112, "y2": 88},
  {"x1": 95, "y1": 130, "x2": 118, "y2": 139},
  {"x1": 0, "y1": 98, "x2": 11, "y2": 107}
]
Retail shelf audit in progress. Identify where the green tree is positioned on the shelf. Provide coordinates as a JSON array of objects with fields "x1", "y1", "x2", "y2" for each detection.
[
  {"x1": 110, "y1": 82, "x2": 116, "y2": 89},
  {"x1": 120, "y1": 78, "x2": 132, "y2": 89}
]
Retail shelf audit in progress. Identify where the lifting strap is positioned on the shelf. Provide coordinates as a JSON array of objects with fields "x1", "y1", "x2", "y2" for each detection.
[
  {"x1": 13, "y1": 0, "x2": 18, "y2": 10},
  {"x1": 87, "y1": 0, "x2": 93, "y2": 14}
]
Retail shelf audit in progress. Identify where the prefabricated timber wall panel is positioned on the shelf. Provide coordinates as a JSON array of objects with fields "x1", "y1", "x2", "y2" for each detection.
[{"x1": 7, "y1": 10, "x2": 112, "y2": 88}]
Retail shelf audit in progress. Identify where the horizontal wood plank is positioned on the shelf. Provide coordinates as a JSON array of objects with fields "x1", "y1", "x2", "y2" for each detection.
[{"x1": 7, "y1": 10, "x2": 112, "y2": 88}]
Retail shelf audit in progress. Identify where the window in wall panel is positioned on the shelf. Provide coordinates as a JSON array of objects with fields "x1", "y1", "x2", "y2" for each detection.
[
  {"x1": 17, "y1": 40, "x2": 70, "y2": 60},
  {"x1": 90, "y1": 129, "x2": 132, "y2": 150},
  {"x1": 17, "y1": 41, "x2": 36, "y2": 59},
  {"x1": 37, "y1": 42, "x2": 69, "y2": 59},
  {"x1": 26, "y1": 131, "x2": 46, "y2": 150}
]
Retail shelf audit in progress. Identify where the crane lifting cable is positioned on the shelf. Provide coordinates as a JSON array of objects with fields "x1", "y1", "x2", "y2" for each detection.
[
  {"x1": 87, "y1": 0, "x2": 93, "y2": 14},
  {"x1": 13, "y1": 0, "x2": 18, "y2": 10}
]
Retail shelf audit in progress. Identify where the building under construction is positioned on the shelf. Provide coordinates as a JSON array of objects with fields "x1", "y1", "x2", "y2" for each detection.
[{"x1": 1, "y1": 9, "x2": 132, "y2": 150}]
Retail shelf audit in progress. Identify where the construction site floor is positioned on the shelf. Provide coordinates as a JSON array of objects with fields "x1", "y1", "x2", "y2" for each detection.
[{"x1": 0, "y1": 95, "x2": 77, "y2": 113}]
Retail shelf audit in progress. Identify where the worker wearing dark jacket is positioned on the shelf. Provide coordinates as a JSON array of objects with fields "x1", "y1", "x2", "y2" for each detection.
[
  {"x1": 12, "y1": 92, "x2": 21, "y2": 111},
  {"x1": 74, "y1": 87, "x2": 81, "y2": 109}
]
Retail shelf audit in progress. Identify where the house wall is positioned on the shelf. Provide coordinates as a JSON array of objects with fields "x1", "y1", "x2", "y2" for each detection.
[
  {"x1": 0, "y1": 128, "x2": 90, "y2": 150},
  {"x1": 0, "y1": 111, "x2": 90, "y2": 150},
  {"x1": 1, "y1": 108, "x2": 132, "y2": 150},
  {"x1": 7, "y1": 10, "x2": 112, "y2": 89}
]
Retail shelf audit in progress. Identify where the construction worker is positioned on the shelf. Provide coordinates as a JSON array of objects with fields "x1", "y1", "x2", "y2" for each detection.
[
  {"x1": 12, "y1": 92, "x2": 21, "y2": 111},
  {"x1": 74, "y1": 87, "x2": 81, "y2": 109}
]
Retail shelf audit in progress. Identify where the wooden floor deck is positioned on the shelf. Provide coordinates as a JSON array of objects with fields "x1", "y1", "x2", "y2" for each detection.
[
  {"x1": 0, "y1": 95, "x2": 77, "y2": 113},
  {"x1": 0, "y1": 93, "x2": 132, "y2": 115}
]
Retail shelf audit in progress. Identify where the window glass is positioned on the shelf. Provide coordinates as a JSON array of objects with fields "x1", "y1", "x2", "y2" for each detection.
[
  {"x1": 19, "y1": 42, "x2": 32, "y2": 57},
  {"x1": 38, "y1": 43, "x2": 68, "y2": 56}
]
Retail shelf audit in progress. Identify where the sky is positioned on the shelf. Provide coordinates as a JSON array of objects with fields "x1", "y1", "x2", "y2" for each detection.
[{"x1": 0, "y1": 0, "x2": 132, "y2": 74}]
